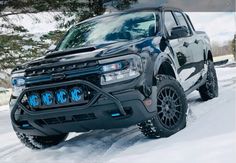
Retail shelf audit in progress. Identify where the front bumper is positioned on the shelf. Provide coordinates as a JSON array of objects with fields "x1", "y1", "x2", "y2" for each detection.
[{"x1": 10, "y1": 80, "x2": 157, "y2": 136}]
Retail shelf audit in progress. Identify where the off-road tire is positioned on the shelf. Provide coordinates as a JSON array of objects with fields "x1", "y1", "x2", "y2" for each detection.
[
  {"x1": 16, "y1": 132, "x2": 68, "y2": 149},
  {"x1": 138, "y1": 75, "x2": 187, "y2": 138},
  {"x1": 199, "y1": 61, "x2": 218, "y2": 101}
]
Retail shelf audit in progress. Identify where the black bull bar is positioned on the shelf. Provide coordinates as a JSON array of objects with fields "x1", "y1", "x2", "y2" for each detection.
[{"x1": 11, "y1": 80, "x2": 127, "y2": 129}]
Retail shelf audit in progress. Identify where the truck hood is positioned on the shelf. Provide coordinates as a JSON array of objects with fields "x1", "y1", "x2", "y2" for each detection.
[{"x1": 16, "y1": 37, "x2": 162, "y2": 71}]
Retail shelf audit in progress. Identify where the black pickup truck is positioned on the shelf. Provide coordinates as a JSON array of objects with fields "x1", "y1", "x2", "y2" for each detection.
[{"x1": 10, "y1": 6, "x2": 218, "y2": 149}]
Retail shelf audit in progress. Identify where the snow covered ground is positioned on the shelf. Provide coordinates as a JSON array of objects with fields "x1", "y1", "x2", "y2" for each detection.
[
  {"x1": 0, "y1": 89, "x2": 11, "y2": 106},
  {"x1": 0, "y1": 65, "x2": 235, "y2": 163}
]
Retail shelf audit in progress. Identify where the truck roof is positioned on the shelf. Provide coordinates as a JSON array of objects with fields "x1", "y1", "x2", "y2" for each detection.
[
  {"x1": 76, "y1": 6, "x2": 183, "y2": 25},
  {"x1": 125, "y1": 6, "x2": 183, "y2": 13}
]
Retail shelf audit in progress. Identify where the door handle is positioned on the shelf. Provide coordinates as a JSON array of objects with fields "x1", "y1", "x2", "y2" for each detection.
[
  {"x1": 183, "y1": 42, "x2": 189, "y2": 48},
  {"x1": 194, "y1": 39, "x2": 199, "y2": 44}
]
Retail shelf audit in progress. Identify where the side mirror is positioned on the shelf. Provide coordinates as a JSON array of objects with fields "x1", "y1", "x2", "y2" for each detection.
[{"x1": 169, "y1": 26, "x2": 189, "y2": 39}]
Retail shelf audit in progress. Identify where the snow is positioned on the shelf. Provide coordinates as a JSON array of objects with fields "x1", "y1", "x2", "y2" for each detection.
[
  {"x1": 0, "y1": 66, "x2": 235, "y2": 163},
  {"x1": 22, "y1": 45, "x2": 33, "y2": 50},
  {"x1": 0, "y1": 89, "x2": 11, "y2": 106},
  {"x1": 0, "y1": 71, "x2": 9, "y2": 80},
  {"x1": 0, "y1": 12, "x2": 59, "y2": 35},
  {"x1": 0, "y1": 73, "x2": 5, "y2": 80},
  {"x1": 0, "y1": 12, "x2": 75, "y2": 42}
]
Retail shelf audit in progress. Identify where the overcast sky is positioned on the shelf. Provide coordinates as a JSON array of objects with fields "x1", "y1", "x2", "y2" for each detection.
[{"x1": 188, "y1": 12, "x2": 236, "y2": 44}]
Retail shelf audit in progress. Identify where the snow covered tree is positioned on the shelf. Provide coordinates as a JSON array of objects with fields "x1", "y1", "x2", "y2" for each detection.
[
  {"x1": 0, "y1": 30, "x2": 65, "y2": 69},
  {"x1": 0, "y1": 0, "x2": 137, "y2": 70}
]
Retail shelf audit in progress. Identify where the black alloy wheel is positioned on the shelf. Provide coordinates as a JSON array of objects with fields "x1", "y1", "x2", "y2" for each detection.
[{"x1": 157, "y1": 86, "x2": 182, "y2": 130}]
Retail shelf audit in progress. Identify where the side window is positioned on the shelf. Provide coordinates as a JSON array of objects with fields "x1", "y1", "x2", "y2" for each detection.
[
  {"x1": 174, "y1": 12, "x2": 191, "y2": 35},
  {"x1": 164, "y1": 11, "x2": 177, "y2": 36},
  {"x1": 186, "y1": 14, "x2": 195, "y2": 31}
]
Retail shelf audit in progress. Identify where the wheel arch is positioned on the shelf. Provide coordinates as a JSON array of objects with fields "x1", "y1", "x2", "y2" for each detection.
[{"x1": 153, "y1": 55, "x2": 178, "y2": 85}]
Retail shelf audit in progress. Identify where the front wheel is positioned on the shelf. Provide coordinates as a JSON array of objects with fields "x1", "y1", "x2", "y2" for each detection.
[
  {"x1": 16, "y1": 132, "x2": 68, "y2": 149},
  {"x1": 138, "y1": 75, "x2": 188, "y2": 138}
]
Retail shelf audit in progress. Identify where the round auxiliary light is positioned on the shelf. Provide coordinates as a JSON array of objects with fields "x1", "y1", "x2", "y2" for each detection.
[
  {"x1": 28, "y1": 93, "x2": 40, "y2": 108},
  {"x1": 70, "y1": 87, "x2": 82, "y2": 102},
  {"x1": 56, "y1": 89, "x2": 68, "y2": 104},
  {"x1": 41, "y1": 91, "x2": 54, "y2": 106}
]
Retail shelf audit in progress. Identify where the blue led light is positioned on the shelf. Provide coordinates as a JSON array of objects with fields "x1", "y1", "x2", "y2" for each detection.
[
  {"x1": 56, "y1": 89, "x2": 68, "y2": 104},
  {"x1": 70, "y1": 87, "x2": 82, "y2": 102},
  {"x1": 42, "y1": 91, "x2": 53, "y2": 105},
  {"x1": 28, "y1": 94, "x2": 40, "y2": 108},
  {"x1": 111, "y1": 113, "x2": 121, "y2": 117},
  {"x1": 22, "y1": 124, "x2": 30, "y2": 128}
]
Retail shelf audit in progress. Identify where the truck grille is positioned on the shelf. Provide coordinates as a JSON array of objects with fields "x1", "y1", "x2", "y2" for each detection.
[
  {"x1": 26, "y1": 61, "x2": 98, "y2": 77},
  {"x1": 25, "y1": 60, "x2": 101, "y2": 86}
]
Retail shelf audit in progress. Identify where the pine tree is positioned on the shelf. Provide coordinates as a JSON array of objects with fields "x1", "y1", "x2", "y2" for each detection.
[
  {"x1": 0, "y1": 30, "x2": 65, "y2": 69},
  {"x1": 0, "y1": 0, "x2": 138, "y2": 70}
]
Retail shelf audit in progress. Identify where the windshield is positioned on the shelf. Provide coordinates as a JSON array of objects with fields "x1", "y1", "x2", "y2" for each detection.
[{"x1": 57, "y1": 12, "x2": 159, "y2": 51}]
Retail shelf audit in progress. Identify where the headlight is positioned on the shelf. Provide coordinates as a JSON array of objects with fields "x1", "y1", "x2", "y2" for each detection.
[
  {"x1": 12, "y1": 77, "x2": 25, "y2": 86},
  {"x1": 11, "y1": 72, "x2": 25, "y2": 97},
  {"x1": 102, "y1": 62, "x2": 123, "y2": 72},
  {"x1": 99, "y1": 55, "x2": 142, "y2": 85}
]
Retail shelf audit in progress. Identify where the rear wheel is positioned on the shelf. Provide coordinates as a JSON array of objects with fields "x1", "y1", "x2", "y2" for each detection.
[
  {"x1": 16, "y1": 132, "x2": 68, "y2": 149},
  {"x1": 138, "y1": 75, "x2": 187, "y2": 138},
  {"x1": 199, "y1": 60, "x2": 218, "y2": 101}
]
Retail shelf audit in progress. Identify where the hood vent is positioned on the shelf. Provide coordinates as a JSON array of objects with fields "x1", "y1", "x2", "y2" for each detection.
[{"x1": 45, "y1": 46, "x2": 96, "y2": 59}]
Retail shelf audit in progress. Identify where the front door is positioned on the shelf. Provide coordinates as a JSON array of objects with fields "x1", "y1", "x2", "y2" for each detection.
[
  {"x1": 173, "y1": 11, "x2": 205, "y2": 89},
  {"x1": 164, "y1": 11, "x2": 195, "y2": 91}
]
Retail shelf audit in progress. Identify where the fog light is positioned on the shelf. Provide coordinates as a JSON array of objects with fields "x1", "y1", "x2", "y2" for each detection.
[
  {"x1": 41, "y1": 91, "x2": 54, "y2": 106},
  {"x1": 56, "y1": 89, "x2": 68, "y2": 104},
  {"x1": 28, "y1": 93, "x2": 40, "y2": 108},
  {"x1": 70, "y1": 87, "x2": 82, "y2": 102}
]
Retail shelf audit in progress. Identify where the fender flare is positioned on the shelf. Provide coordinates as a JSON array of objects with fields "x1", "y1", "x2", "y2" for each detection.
[{"x1": 153, "y1": 52, "x2": 179, "y2": 80}]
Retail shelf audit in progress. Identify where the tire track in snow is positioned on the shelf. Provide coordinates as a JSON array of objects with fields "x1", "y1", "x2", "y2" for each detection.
[
  {"x1": 56, "y1": 127, "x2": 143, "y2": 163},
  {"x1": 0, "y1": 143, "x2": 23, "y2": 159}
]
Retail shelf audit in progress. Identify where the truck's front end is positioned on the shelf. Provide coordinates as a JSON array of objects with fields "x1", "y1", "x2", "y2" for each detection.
[{"x1": 10, "y1": 11, "x2": 160, "y2": 137}]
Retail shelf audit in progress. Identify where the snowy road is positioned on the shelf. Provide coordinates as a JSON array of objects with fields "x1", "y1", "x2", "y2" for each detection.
[{"x1": 0, "y1": 65, "x2": 235, "y2": 163}]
